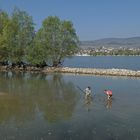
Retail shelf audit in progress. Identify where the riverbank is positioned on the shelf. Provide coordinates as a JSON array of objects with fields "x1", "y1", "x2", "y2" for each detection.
[{"x1": 1, "y1": 66, "x2": 140, "y2": 77}]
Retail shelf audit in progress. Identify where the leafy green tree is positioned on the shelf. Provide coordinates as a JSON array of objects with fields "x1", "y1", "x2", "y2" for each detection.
[
  {"x1": 0, "y1": 10, "x2": 10, "y2": 61},
  {"x1": 28, "y1": 16, "x2": 79, "y2": 67},
  {"x1": 11, "y1": 8, "x2": 35, "y2": 63},
  {"x1": 0, "y1": 10, "x2": 9, "y2": 34},
  {"x1": 0, "y1": 8, "x2": 35, "y2": 64},
  {"x1": 2, "y1": 19, "x2": 19, "y2": 62},
  {"x1": 26, "y1": 29, "x2": 48, "y2": 66}
]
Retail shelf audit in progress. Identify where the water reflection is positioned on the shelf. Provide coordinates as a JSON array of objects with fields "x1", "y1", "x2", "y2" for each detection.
[
  {"x1": 84, "y1": 97, "x2": 93, "y2": 112},
  {"x1": 0, "y1": 72, "x2": 79, "y2": 124},
  {"x1": 104, "y1": 98, "x2": 112, "y2": 109}
]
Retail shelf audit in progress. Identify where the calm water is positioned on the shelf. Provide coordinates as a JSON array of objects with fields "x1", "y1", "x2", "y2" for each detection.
[
  {"x1": 0, "y1": 71, "x2": 140, "y2": 140},
  {"x1": 63, "y1": 56, "x2": 140, "y2": 70}
]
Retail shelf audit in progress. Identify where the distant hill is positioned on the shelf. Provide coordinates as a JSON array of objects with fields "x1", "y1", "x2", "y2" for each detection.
[{"x1": 80, "y1": 37, "x2": 140, "y2": 48}]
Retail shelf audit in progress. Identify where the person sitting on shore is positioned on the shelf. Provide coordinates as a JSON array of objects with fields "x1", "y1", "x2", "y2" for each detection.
[
  {"x1": 104, "y1": 89, "x2": 113, "y2": 100},
  {"x1": 84, "y1": 86, "x2": 92, "y2": 100}
]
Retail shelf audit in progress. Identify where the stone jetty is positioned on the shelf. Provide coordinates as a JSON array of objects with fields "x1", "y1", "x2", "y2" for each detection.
[
  {"x1": 42, "y1": 67, "x2": 140, "y2": 77},
  {"x1": 0, "y1": 66, "x2": 140, "y2": 77}
]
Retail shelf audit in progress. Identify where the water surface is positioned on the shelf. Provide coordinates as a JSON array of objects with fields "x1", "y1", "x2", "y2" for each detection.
[
  {"x1": 0, "y1": 71, "x2": 140, "y2": 140},
  {"x1": 64, "y1": 56, "x2": 140, "y2": 70}
]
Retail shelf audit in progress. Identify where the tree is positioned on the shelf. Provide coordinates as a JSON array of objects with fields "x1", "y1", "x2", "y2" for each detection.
[
  {"x1": 11, "y1": 8, "x2": 35, "y2": 63},
  {"x1": 0, "y1": 8, "x2": 35, "y2": 64},
  {"x1": 0, "y1": 10, "x2": 10, "y2": 61},
  {"x1": 28, "y1": 16, "x2": 79, "y2": 67},
  {"x1": 0, "y1": 10, "x2": 9, "y2": 34},
  {"x1": 26, "y1": 29, "x2": 48, "y2": 66},
  {"x1": 2, "y1": 19, "x2": 18, "y2": 62}
]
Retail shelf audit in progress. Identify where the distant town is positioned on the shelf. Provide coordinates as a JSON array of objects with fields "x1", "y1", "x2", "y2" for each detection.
[
  {"x1": 77, "y1": 37, "x2": 140, "y2": 56},
  {"x1": 77, "y1": 46, "x2": 140, "y2": 56}
]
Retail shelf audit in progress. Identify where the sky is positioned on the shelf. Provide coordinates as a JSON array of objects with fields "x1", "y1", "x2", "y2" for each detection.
[{"x1": 0, "y1": 0, "x2": 140, "y2": 41}]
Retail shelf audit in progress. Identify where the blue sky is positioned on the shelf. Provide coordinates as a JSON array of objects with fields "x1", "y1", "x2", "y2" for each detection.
[{"x1": 0, "y1": 0, "x2": 140, "y2": 41}]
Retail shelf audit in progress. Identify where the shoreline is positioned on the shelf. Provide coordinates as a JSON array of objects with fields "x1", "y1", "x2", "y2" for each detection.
[{"x1": 0, "y1": 66, "x2": 140, "y2": 77}]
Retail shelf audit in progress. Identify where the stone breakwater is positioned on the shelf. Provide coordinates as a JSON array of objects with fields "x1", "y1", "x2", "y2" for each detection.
[
  {"x1": 42, "y1": 67, "x2": 140, "y2": 77},
  {"x1": 0, "y1": 66, "x2": 140, "y2": 77}
]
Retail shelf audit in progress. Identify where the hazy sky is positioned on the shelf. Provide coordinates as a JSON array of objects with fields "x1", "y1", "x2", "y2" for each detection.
[{"x1": 1, "y1": 0, "x2": 140, "y2": 40}]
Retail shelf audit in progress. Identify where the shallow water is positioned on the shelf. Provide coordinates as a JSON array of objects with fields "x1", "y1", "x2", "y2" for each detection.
[{"x1": 0, "y1": 71, "x2": 140, "y2": 140}]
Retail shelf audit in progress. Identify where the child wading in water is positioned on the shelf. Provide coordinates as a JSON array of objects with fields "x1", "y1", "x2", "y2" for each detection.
[
  {"x1": 104, "y1": 90, "x2": 113, "y2": 99},
  {"x1": 84, "y1": 86, "x2": 92, "y2": 100}
]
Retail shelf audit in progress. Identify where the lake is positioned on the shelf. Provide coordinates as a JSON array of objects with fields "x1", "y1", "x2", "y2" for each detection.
[
  {"x1": 63, "y1": 56, "x2": 140, "y2": 70},
  {"x1": 0, "y1": 71, "x2": 140, "y2": 140}
]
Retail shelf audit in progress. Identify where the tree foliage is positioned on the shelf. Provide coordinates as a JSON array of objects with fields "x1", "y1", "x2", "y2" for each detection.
[
  {"x1": 0, "y1": 8, "x2": 35, "y2": 64},
  {"x1": 27, "y1": 16, "x2": 79, "y2": 66},
  {"x1": 11, "y1": 8, "x2": 35, "y2": 62},
  {"x1": 0, "y1": 9, "x2": 79, "y2": 67},
  {"x1": 0, "y1": 10, "x2": 10, "y2": 61}
]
